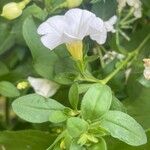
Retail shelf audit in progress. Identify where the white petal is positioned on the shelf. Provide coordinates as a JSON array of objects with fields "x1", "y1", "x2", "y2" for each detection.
[
  {"x1": 41, "y1": 34, "x2": 63, "y2": 50},
  {"x1": 90, "y1": 29, "x2": 107, "y2": 44},
  {"x1": 64, "y1": 8, "x2": 96, "y2": 40},
  {"x1": 104, "y1": 16, "x2": 117, "y2": 33},
  {"x1": 134, "y1": 8, "x2": 142, "y2": 18},
  {"x1": 28, "y1": 77, "x2": 60, "y2": 98},
  {"x1": 37, "y1": 16, "x2": 66, "y2": 50},
  {"x1": 89, "y1": 17, "x2": 107, "y2": 44}
]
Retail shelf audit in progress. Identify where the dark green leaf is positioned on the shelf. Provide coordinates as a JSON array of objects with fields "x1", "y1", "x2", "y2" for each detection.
[
  {"x1": 23, "y1": 16, "x2": 59, "y2": 79},
  {"x1": 0, "y1": 81, "x2": 20, "y2": 97},
  {"x1": 0, "y1": 130, "x2": 56, "y2": 150},
  {"x1": 92, "y1": 0, "x2": 117, "y2": 20}
]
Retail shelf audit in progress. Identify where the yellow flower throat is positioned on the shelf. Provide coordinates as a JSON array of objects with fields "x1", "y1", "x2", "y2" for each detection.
[{"x1": 66, "y1": 41, "x2": 83, "y2": 60}]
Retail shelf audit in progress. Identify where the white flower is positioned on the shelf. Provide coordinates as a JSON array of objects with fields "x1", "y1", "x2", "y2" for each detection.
[
  {"x1": 143, "y1": 59, "x2": 150, "y2": 80},
  {"x1": 103, "y1": 51, "x2": 125, "y2": 64},
  {"x1": 28, "y1": 77, "x2": 60, "y2": 98},
  {"x1": 37, "y1": 8, "x2": 116, "y2": 60},
  {"x1": 117, "y1": 0, "x2": 142, "y2": 18}
]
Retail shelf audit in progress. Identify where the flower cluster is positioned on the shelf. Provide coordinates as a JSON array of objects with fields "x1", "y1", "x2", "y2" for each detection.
[
  {"x1": 37, "y1": 9, "x2": 117, "y2": 60},
  {"x1": 117, "y1": 0, "x2": 142, "y2": 18}
]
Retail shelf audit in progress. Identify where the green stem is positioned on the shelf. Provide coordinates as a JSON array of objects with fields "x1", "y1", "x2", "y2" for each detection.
[
  {"x1": 120, "y1": 8, "x2": 134, "y2": 24},
  {"x1": 101, "y1": 33, "x2": 150, "y2": 84},
  {"x1": 102, "y1": 52, "x2": 135, "y2": 84},
  {"x1": 121, "y1": 18, "x2": 137, "y2": 26},
  {"x1": 136, "y1": 33, "x2": 150, "y2": 52},
  {"x1": 115, "y1": 12, "x2": 127, "y2": 54},
  {"x1": 5, "y1": 99, "x2": 10, "y2": 127},
  {"x1": 97, "y1": 46, "x2": 105, "y2": 68}
]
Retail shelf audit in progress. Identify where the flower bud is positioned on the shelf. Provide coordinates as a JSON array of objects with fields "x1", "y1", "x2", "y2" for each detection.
[
  {"x1": 17, "y1": 81, "x2": 29, "y2": 90},
  {"x1": 143, "y1": 59, "x2": 150, "y2": 80},
  {"x1": 1, "y1": 0, "x2": 30, "y2": 20},
  {"x1": 66, "y1": 0, "x2": 83, "y2": 8}
]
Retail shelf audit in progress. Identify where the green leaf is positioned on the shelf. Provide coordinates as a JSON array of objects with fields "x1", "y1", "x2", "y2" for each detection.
[
  {"x1": 81, "y1": 84, "x2": 112, "y2": 121},
  {"x1": 12, "y1": 94, "x2": 65, "y2": 123},
  {"x1": 0, "y1": 130, "x2": 56, "y2": 150},
  {"x1": 23, "y1": 16, "x2": 59, "y2": 79},
  {"x1": 92, "y1": 0, "x2": 117, "y2": 20},
  {"x1": 106, "y1": 129, "x2": 150, "y2": 150},
  {"x1": 55, "y1": 72, "x2": 77, "y2": 85},
  {"x1": 0, "y1": 33, "x2": 15, "y2": 55},
  {"x1": 69, "y1": 83, "x2": 79, "y2": 110},
  {"x1": 100, "y1": 111, "x2": 147, "y2": 146},
  {"x1": 70, "y1": 140, "x2": 85, "y2": 150},
  {"x1": 67, "y1": 117, "x2": 89, "y2": 138},
  {"x1": 88, "y1": 138, "x2": 107, "y2": 150},
  {"x1": 110, "y1": 96, "x2": 127, "y2": 112},
  {"x1": 0, "y1": 81, "x2": 20, "y2": 97},
  {"x1": 138, "y1": 76, "x2": 150, "y2": 88},
  {"x1": 0, "y1": 61, "x2": 9, "y2": 76},
  {"x1": 49, "y1": 110, "x2": 68, "y2": 123},
  {"x1": 124, "y1": 64, "x2": 150, "y2": 130}
]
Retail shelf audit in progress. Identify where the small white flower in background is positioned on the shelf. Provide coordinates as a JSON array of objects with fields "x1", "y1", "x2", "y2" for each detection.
[
  {"x1": 143, "y1": 59, "x2": 150, "y2": 80},
  {"x1": 37, "y1": 8, "x2": 117, "y2": 60},
  {"x1": 28, "y1": 77, "x2": 60, "y2": 98},
  {"x1": 117, "y1": 0, "x2": 142, "y2": 18},
  {"x1": 103, "y1": 51, "x2": 125, "y2": 64}
]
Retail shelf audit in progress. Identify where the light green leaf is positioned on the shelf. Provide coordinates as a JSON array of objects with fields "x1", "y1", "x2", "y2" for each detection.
[
  {"x1": 110, "y1": 96, "x2": 127, "y2": 112},
  {"x1": 0, "y1": 130, "x2": 56, "y2": 150},
  {"x1": 88, "y1": 138, "x2": 107, "y2": 150},
  {"x1": 81, "y1": 84, "x2": 112, "y2": 121},
  {"x1": 69, "y1": 83, "x2": 79, "y2": 110},
  {"x1": 49, "y1": 110, "x2": 68, "y2": 123},
  {"x1": 0, "y1": 81, "x2": 20, "y2": 97},
  {"x1": 100, "y1": 111, "x2": 147, "y2": 146},
  {"x1": 55, "y1": 72, "x2": 77, "y2": 85},
  {"x1": 67, "y1": 117, "x2": 89, "y2": 138},
  {"x1": 12, "y1": 94, "x2": 65, "y2": 123},
  {"x1": 107, "y1": 129, "x2": 150, "y2": 150},
  {"x1": 70, "y1": 140, "x2": 85, "y2": 150}
]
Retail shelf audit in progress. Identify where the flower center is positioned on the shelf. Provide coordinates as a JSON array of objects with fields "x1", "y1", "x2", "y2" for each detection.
[{"x1": 66, "y1": 41, "x2": 83, "y2": 60}]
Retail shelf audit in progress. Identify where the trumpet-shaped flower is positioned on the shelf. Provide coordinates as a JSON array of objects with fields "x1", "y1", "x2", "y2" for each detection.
[
  {"x1": 28, "y1": 77, "x2": 60, "y2": 98},
  {"x1": 143, "y1": 59, "x2": 150, "y2": 80},
  {"x1": 38, "y1": 9, "x2": 117, "y2": 60}
]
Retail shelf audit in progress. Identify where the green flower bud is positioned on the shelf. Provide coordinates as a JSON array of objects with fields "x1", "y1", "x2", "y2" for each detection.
[
  {"x1": 1, "y1": 0, "x2": 30, "y2": 20},
  {"x1": 66, "y1": 0, "x2": 83, "y2": 8}
]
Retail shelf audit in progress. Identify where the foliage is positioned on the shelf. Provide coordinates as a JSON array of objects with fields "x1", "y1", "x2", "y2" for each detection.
[{"x1": 0, "y1": 0, "x2": 150, "y2": 150}]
